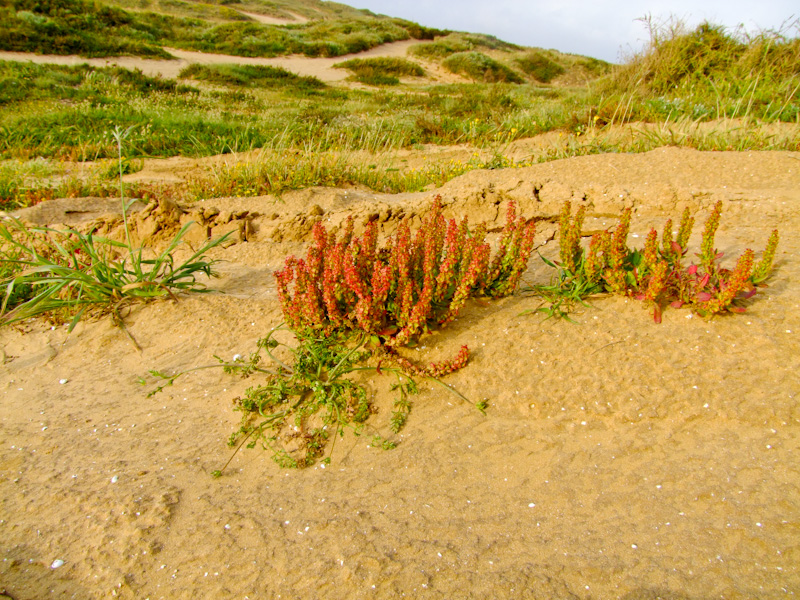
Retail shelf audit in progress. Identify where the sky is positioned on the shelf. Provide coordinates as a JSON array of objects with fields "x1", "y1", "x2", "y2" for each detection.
[{"x1": 349, "y1": 0, "x2": 798, "y2": 63}]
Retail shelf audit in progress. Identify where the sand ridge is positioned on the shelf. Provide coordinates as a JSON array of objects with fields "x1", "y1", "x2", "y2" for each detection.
[
  {"x1": 0, "y1": 39, "x2": 452, "y2": 83},
  {"x1": 1, "y1": 147, "x2": 800, "y2": 599}
]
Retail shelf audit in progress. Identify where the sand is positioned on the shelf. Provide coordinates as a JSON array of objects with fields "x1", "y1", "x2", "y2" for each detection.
[{"x1": 1, "y1": 147, "x2": 799, "y2": 599}]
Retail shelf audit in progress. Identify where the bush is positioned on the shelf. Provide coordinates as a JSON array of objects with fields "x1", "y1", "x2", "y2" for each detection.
[
  {"x1": 606, "y1": 18, "x2": 800, "y2": 121},
  {"x1": 515, "y1": 51, "x2": 565, "y2": 83},
  {"x1": 178, "y1": 64, "x2": 325, "y2": 91},
  {"x1": 538, "y1": 200, "x2": 780, "y2": 323},
  {"x1": 442, "y1": 52, "x2": 524, "y2": 83},
  {"x1": 334, "y1": 57, "x2": 425, "y2": 85},
  {"x1": 275, "y1": 197, "x2": 536, "y2": 345}
]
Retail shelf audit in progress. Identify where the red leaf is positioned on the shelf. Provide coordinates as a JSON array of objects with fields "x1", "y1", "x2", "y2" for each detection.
[
  {"x1": 687, "y1": 264, "x2": 698, "y2": 275},
  {"x1": 696, "y1": 292, "x2": 712, "y2": 302},
  {"x1": 697, "y1": 273, "x2": 710, "y2": 288},
  {"x1": 670, "y1": 300, "x2": 684, "y2": 309},
  {"x1": 728, "y1": 306, "x2": 746, "y2": 313},
  {"x1": 671, "y1": 241, "x2": 683, "y2": 255},
  {"x1": 378, "y1": 326, "x2": 398, "y2": 336}
]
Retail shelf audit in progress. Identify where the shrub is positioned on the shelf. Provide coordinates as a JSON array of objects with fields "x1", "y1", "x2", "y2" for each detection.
[
  {"x1": 515, "y1": 51, "x2": 565, "y2": 83},
  {"x1": 334, "y1": 57, "x2": 425, "y2": 85},
  {"x1": 442, "y1": 52, "x2": 524, "y2": 83},
  {"x1": 178, "y1": 64, "x2": 325, "y2": 91}
]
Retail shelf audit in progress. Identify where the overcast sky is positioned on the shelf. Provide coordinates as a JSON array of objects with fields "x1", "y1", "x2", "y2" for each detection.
[{"x1": 349, "y1": 0, "x2": 797, "y2": 63}]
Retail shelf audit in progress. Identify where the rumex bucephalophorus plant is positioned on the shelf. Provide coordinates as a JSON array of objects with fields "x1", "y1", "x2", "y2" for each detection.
[
  {"x1": 541, "y1": 200, "x2": 779, "y2": 322},
  {"x1": 147, "y1": 197, "x2": 538, "y2": 472}
]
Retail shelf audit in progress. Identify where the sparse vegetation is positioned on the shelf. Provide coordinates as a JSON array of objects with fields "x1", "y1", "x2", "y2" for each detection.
[{"x1": 0, "y1": 128, "x2": 229, "y2": 338}]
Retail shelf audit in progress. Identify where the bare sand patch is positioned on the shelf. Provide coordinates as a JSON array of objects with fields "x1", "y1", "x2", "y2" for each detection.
[
  {"x1": 237, "y1": 10, "x2": 308, "y2": 25},
  {"x1": 2, "y1": 147, "x2": 799, "y2": 599}
]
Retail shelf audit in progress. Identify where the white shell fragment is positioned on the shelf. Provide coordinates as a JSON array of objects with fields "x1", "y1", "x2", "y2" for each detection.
[{"x1": 51, "y1": 559, "x2": 65, "y2": 569}]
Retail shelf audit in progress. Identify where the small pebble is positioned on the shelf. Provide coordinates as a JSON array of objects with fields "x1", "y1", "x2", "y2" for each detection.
[
  {"x1": 110, "y1": 475, "x2": 119, "y2": 483},
  {"x1": 59, "y1": 379, "x2": 68, "y2": 385},
  {"x1": 51, "y1": 559, "x2": 64, "y2": 569}
]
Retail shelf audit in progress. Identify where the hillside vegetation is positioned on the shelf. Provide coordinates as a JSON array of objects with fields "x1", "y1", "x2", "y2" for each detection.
[
  {"x1": 0, "y1": 4, "x2": 798, "y2": 209},
  {"x1": 0, "y1": 0, "x2": 443, "y2": 58}
]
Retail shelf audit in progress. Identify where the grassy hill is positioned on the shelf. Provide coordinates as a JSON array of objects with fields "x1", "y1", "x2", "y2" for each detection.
[{"x1": 0, "y1": 1, "x2": 797, "y2": 209}]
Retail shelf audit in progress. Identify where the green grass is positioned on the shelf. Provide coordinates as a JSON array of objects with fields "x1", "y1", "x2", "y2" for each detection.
[
  {"x1": 442, "y1": 52, "x2": 524, "y2": 83},
  {"x1": 595, "y1": 19, "x2": 800, "y2": 123},
  {"x1": 334, "y1": 57, "x2": 425, "y2": 86},
  {"x1": 409, "y1": 32, "x2": 518, "y2": 60},
  {"x1": 515, "y1": 50, "x2": 565, "y2": 83},
  {"x1": 0, "y1": 0, "x2": 444, "y2": 59},
  {"x1": 1, "y1": 16, "x2": 798, "y2": 210},
  {"x1": 178, "y1": 63, "x2": 325, "y2": 91}
]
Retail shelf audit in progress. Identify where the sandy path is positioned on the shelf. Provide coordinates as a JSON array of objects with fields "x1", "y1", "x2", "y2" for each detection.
[
  {"x1": 2, "y1": 147, "x2": 799, "y2": 599},
  {"x1": 237, "y1": 10, "x2": 308, "y2": 25},
  {"x1": 0, "y1": 39, "x2": 436, "y2": 82}
]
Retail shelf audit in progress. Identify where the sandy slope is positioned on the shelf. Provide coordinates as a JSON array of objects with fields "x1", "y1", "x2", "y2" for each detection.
[
  {"x1": 0, "y1": 39, "x2": 453, "y2": 83},
  {"x1": 1, "y1": 147, "x2": 800, "y2": 599}
]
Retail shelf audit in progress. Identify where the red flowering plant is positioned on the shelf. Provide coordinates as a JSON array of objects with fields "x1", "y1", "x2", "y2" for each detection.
[
  {"x1": 635, "y1": 201, "x2": 779, "y2": 322},
  {"x1": 276, "y1": 195, "x2": 536, "y2": 358},
  {"x1": 186, "y1": 196, "x2": 536, "y2": 471},
  {"x1": 542, "y1": 200, "x2": 779, "y2": 323}
]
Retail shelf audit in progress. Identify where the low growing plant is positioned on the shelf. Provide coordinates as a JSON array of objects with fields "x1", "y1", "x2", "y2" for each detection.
[
  {"x1": 275, "y1": 196, "x2": 536, "y2": 348},
  {"x1": 0, "y1": 126, "x2": 229, "y2": 339},
  {"x1": 535, "y1": 200, "x2": 779, "y2": 322},
  {"x1": 146, "y1": 197, "x2": 533, "y2": 471}
]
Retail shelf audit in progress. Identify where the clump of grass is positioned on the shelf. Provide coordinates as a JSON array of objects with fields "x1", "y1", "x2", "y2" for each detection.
[
  {"x1": 442, "y1": 52, "x2": 524, "y2": 83},
  {"x1": 178, "y1": 64, "x2": 325, "y2": 91},
  {"x1": 532, "y1": 200, "x2": 780, "y2": 322},
  {"x1": 0, "y1": 127, "x2": 230, "y2": 339},
  {"x1": 515, "y1": 51, "x2": 565, "y2": 83},
  {"x1": 334, "y1": 57, "x2": 425, "y2": 86},
  {"x1": 600, "y1": 18, "x2": 800, "y2": 122},
  {"x1": 0, "y1": 0, "x2": 173, "y2": 58}
]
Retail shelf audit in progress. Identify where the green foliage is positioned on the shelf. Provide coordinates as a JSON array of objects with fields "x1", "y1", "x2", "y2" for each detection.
[
  {"x1": 0, "y1": 215, "x2": 229, "y2": 331},
  {"x1": 410, "y1": 33, "x2": 519, "y2": 61},
  {"x1": 515, "y1": 51, "x2": 565, "y2": 83},
  {"x1": 410, "y1": 35, "x2": 472, "y2": 59},
  {"x1": 604, "y1": 18, "x2": 800, "y2": 122},
  {"x1": 389, "y1": 18, "x2": 448, "y2": 40},
  {"x1": 0, "y1": 128, "x2": 230, "y2": 333},
  {"x1": 0, "y1": 0, "x2": 174, "y2": 58},
  {"x1": 178, "y1": 63, "x2": 325, "y2": 91},
  {"x1": 442, "y1": 52, "x2": 524, "y2": 83},
  {"x1": 0, "y1": 0, "x2": 419, "y2": 59},
  {"x1": 334, "y1": 57, "x2": 425, "y2": 86},
  {"x1": 0, "y1": 61, "x2": 195, "y2": 106}
]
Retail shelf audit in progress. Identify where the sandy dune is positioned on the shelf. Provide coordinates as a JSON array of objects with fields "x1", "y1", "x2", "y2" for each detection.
[
  {"x1": 0, "y1": 39, "x2": 442, "y2": 83},
  {"x1": 2, "y1": 147, "x2": 799, "y2": 599},
  {"x1": 237, "y1": 10, "x2": 309, "y2": 25}
]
